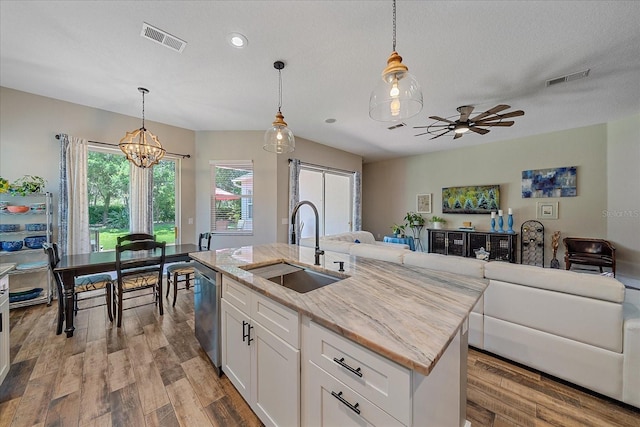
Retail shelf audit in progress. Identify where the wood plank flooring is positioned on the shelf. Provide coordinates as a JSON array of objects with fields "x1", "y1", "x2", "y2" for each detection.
[{"x1": 1, "y1": 290, "x2": 638, "y2": 426}]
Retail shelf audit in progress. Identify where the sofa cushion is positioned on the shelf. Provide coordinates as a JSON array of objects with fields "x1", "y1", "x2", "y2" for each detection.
[
  {"x1": 484, "y1": 262, "x2": 625, "y2": 303},
  {"x1": 403, "y1": 252, "x2": 485, "y2": 278},
  {"x1": 348, "y1": 244, "x2": 408, "y2": 264},
  {"x1": 484, "y1": 316, "x2": 624, "y2": 401},
  {"x1": 485, "y1": 279, "x2": 623, "y2": 352}
]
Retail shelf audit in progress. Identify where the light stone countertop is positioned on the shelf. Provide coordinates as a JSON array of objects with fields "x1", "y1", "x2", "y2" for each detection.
[
  {"x1": 0, "y1": 263, "x2": 16, "y2": 278},
  {"x1": 190, "y1": 243, "x2": 488, "y2": 376}
]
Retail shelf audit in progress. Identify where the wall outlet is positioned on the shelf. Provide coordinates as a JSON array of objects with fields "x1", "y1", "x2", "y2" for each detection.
[{"x1": 188, "y1": 218, "x2": 193, "y2": 225}]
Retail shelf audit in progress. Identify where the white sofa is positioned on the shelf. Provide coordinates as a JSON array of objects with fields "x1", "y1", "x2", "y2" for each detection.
[
  {"x1": 321, "y1": 245, "x2": 640, "y2": 408},
  {"x1": 300, "y1": 231, "x2": 411, "y2": 256}
]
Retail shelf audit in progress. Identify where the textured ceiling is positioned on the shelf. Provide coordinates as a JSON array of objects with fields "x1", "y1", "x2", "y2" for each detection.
[{"x1": 1, "y1": 1, "x2": 639, "y2": 163}]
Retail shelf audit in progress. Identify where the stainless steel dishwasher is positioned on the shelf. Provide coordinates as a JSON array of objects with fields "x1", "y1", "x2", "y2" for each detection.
[{"x1": 193, "y1": 263, "x2": 222, "y2": 376}]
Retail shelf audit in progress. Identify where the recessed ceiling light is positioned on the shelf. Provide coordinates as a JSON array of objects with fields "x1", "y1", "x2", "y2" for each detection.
[
  {"x1": 325, "y1": 118, "x2": 336, "y2": 123},
  {"x1": 227, "y1": 32, "x2": 248, "y2": 48}
]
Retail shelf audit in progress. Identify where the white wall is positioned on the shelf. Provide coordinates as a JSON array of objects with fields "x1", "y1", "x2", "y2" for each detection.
[
  {"x1": 0, "y1": 87, "x2": 197, "y2": 242},
  {"x1": 607, "y1": 113, "x2": 640, "y2": 281},
  {"x1": 362, "y1": 122, "x2": 640, "y2": 279},
  {"x1": 194, "y1": 131, "x2": 279, "y2": 249}
]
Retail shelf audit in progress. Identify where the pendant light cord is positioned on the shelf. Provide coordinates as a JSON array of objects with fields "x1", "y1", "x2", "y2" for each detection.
[
  {"x1": 392, "y1": 0, "x2": 396, "y2": 52},
  {"x1": 278, "y1": 69, "x2": 283, "y2": 113},
  {"x1": 141, "y1": 90, "x2": 146, "y2": 130}
]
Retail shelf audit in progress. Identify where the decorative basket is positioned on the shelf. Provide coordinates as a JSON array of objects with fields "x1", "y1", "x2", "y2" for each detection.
[
  {"x1": 25, "y1": 223, "x2": 47, "y2": 232},
  {"x1": 24, "y1": 235, "x2": 47, "y2": 249}
]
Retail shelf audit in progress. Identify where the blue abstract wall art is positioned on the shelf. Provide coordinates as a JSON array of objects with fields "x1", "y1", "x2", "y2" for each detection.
[{"x1": 522, "y1": 166, "x2": 577, "y2": 198}]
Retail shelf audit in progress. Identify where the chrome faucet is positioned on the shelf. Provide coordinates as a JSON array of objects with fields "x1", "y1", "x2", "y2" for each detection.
[{"x1": 290, "y1": 200, "x2": 324, "y2": 266}]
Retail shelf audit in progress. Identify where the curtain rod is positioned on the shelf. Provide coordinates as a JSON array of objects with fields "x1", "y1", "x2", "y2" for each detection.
[
  {"x1": 288, "y1": 158, "x2": 355, "y2": 175},
  {"x1": 55, "y1": 134, "x2": 191, "y2": 159}
]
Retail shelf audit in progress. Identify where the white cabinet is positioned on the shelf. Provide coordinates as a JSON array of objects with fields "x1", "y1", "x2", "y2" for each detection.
[
  {"x1": 221, "y1": 276, "x2": 300, "y2": 427},
  {"x1": 302, "y1": 316, "x2": 468, "y2": 427},
  {"x1": 0, "y1": 274, "x2": 10, "y2": 385},
  {"x1": 0, "y1": 192, "x2": 53, "y2": 309}
]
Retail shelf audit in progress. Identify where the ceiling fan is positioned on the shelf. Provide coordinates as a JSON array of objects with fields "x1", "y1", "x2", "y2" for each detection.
[{"x1": 414, "y1": 104, "x2": 525, "y2": 140}]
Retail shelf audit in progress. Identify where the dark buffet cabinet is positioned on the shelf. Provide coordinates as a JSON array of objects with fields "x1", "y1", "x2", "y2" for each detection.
[{"x1": 427, "y1": 228, "x2": 518, "y2": 263}]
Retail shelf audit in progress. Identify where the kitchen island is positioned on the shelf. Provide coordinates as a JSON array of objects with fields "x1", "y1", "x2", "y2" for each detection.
[{"x1": 191, "y1": 243, "x2": 487, "y2": 427}]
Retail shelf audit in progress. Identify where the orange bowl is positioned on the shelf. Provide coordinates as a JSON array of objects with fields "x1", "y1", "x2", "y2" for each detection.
[{"x1": 7, "y1": 205, "x2": 30, "y2": 213}]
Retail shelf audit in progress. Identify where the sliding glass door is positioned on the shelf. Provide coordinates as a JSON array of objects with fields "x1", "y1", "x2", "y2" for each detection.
[{"x1": 298, "y1": 167, "x2": 352, "y2": 239}]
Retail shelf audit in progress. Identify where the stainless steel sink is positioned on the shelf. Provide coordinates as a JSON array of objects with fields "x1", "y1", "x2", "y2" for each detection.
[{"x1": 246, "y1": 262, "x2": 344, "y2": 293}]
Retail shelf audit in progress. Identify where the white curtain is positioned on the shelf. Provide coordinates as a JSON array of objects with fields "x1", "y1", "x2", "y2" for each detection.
[
  {"x1": 58, "y1": 134, "x2": 91, "y2": 255},
  {"x1": 129, "y1": 164, "x2": 153, "y2": 235}
]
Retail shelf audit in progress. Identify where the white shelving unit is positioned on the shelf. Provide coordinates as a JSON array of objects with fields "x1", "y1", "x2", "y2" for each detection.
[{"x1": 0, "y1": 192, "x2": 53, "y2": 308}]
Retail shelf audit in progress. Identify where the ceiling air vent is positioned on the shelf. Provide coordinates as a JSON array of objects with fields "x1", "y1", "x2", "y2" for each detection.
[
  {"x1": 546, "y1": 69, "x2": 590, "y2": 87},
  {"x1": 141, "y1": 22, "x2": 187, "y2": 53},
  {"x1": 387, "y1": 123, "x2": 406, "y2": 130}
]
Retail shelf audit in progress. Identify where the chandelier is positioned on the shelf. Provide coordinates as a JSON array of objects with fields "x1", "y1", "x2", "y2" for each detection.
[{"x1": 119, "y1": 87, "x2": 166, "y2": 168}]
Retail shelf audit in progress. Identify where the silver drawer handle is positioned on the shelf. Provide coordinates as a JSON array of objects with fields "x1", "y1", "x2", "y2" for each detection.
[
  {"x1": 333, "y1": 357, "x2": 363, "y2": 377},
  {"x1": 331, "y1": 391, "x2": 361, "y2": 415}
]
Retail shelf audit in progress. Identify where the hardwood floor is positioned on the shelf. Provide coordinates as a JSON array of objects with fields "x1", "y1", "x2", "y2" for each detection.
[{"x1": 1, "y1": 291, "x2": 638, "y2": 427}]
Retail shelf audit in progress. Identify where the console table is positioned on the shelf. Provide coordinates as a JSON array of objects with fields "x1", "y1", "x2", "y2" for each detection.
[{"x1": 427, "y1": 228, "x2": 518, "y2": 263}]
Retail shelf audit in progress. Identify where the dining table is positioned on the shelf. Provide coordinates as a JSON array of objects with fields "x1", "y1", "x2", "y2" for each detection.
[{"x1": 54, "y1": 243, "x2": 200, "y2": 337}]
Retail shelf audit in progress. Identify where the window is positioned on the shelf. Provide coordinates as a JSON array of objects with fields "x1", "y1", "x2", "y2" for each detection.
[
  {"x1": 88, "y1": 148, "x2": 179, "y2": 250},
  {"x1": 210, "y1": 160, "x2": 253, "y2": 234}
]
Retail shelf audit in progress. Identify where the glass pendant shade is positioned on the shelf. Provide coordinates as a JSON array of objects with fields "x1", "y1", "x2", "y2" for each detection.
[
  {"x1": 264, "y1": 111, "x2": 295, "y2": 154},
  {"x1": 119, "y1": 127, "x2": 166, "y2": 168},
  {"x1": 369, "y1": 51, "x2": 423, "y2": 122}
]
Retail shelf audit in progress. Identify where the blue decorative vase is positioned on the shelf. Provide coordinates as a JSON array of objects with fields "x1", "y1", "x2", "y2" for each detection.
[
  {"x1": 498, "y1": 216, "x2": 504, "y2": 232},
  {"x1": 490, "y1": 218, "x2": 496, "y2": 232},
  {"x1": 507, "y1": 214, "x2": 514, "y2": 233}
]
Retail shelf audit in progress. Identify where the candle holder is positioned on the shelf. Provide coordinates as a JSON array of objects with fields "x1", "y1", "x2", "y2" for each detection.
[
  {"x1": 498, "y1": 215, "x2": 504, "y2": 232},
  {"x1": 507, "y1": 213, "x2": 514, "y2": 233},
  {"x1": 490, "y1": 217, "x2": 496, "y2": 232}
]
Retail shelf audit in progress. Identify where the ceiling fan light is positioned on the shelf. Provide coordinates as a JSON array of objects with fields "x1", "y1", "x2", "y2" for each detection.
[{"x1": 454, "y1": 126, "x2": 470, "y2": 134}]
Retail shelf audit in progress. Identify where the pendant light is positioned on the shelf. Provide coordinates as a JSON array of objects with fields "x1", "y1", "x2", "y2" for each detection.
[
  {"x1": 264, "y1": 61, "x2": 295, "y2": 153},
  {"x1": 369, "y1": 0, "x2": 423, "y2": 122},
  {"x1": 119, "y1": 87, "x2": 166, "y2": 168}
]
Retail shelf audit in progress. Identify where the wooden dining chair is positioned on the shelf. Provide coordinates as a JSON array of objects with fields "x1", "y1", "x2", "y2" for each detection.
[
  {"x1": 43, "y1": 242, "x2": 113, "y2": 335},
  {"x1": 117, "y1": 233, "x2": 156, "y2": 245},
  {"x1": 166, "y1": 232, "x2": 211, "y2": 307},
  {"x1": 114, "y1": 239, "x2": 166, "y2": 327}
]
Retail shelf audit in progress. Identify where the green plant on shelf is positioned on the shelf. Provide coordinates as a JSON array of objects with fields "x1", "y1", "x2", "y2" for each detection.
[
  {"x1": 430, "y1": 215, "x2": 446, "y2": 223},
  {"x1": 391, "y1": 223, "x2": 406, "y2": 236},
  {"x1": 404, "y1": 211, "x2": 425, "y2": 227},
  {"x1": 7, "y1": 175, "x2": 47, "y2": 196}
]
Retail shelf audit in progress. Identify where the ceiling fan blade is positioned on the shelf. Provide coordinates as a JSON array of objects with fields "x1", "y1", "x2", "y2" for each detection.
[
  {"x1": 414, "y1": 123, "x2": 449, "y2": 129},
  {"x1": 469, "y1": 127, "x2": 490, "y2": 135},
  {"x1": 430, "y1": 130, "x2": 452, "y2": 140},
  {"x1": 414, "y1": 132, "x2": 430, "y2": 136},
  {"x1": 486, "y1": 110, "x2": 525, "y2": 120},
  {"x1": 429, "y1": 116, "x2": 455, "y2": 124},
  {"x1": 469, "y1": 104, "x2": 511, "y2": 122},
  {"x1": 457, "y1": 106, "x2": 474, "y2": 122},
  {"x1": 453, "y1": 132, "x2": 464, "y2": 140},
  {"x1": 474, "y1": 120, "x2": 515, "y2": 127}
]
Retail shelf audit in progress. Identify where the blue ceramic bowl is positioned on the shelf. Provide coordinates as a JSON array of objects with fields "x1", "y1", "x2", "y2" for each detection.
[
  {"x1": 25, "y1": 223, "x2": 47, "y2": 232},
  {"x1": 0, "y1": 224, "x2": 20, "y2": 232},
  {"x1": 24, "y1": 235, "x2": 47, "y2": 249},
  {"x1": 2, "y1": 241, "x2": 23, "y2": 251}
]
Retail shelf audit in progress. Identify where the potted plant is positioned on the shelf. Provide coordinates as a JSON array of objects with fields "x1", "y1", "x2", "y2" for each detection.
[
  {"x1": 391, "y1": 223, "x2": 406, "y2": 237},
  {"x1": 9, "y1": 175, "x2": 47, "y2": 196},
  {"x1": 404, "y1": 211, "x2": 425, "y2": 227},
  {"x1": 430, "y1": 216, "x2": 447, "y2": 229}
]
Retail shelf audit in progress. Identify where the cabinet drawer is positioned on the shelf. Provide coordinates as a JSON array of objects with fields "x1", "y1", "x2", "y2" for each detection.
[
  {"x1": 252, "y1": 291, "x2": 299, "y2": 348},
  {"x1": 304, "y1": 320, "x2": 411, "y2": 425},
  {"x1": 222, "y1": 276, "x2": 252, "y2": 316},
  {"x1": 305, "y1": 360, "x2": 405, "y2": 427}
]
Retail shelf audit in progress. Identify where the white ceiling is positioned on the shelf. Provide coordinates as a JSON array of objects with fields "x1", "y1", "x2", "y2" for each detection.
[{"x1": 1, "y1": 1, "x2": 639, "y2": 163}]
